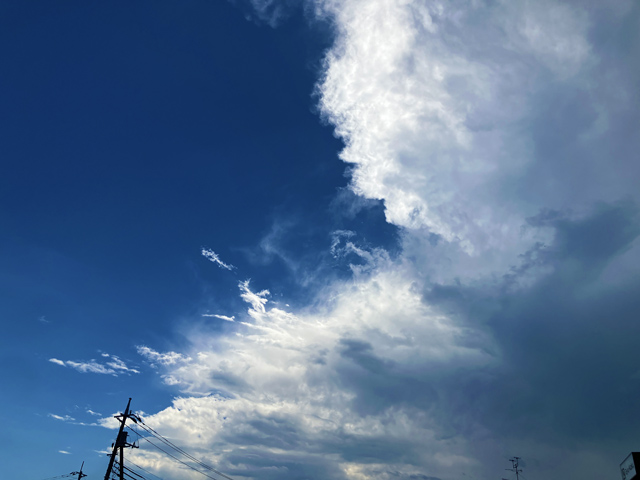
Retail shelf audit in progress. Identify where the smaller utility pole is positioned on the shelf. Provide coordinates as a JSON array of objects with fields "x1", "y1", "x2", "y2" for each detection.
[
  {"x1": 506, "y1": 457, "x2": 523, "y2": 480},
  {"x1": 71, "y1": 461, "x2": 87, "y2": 480}
]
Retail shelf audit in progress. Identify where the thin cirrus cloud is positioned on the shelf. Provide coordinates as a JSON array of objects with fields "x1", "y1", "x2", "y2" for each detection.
[{"x1": 122, "y1": 1, "x2": 640, "y2": 479}]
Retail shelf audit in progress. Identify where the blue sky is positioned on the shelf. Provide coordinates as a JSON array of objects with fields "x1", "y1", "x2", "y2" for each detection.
[{"x1": 2, "y1": 1, "x2": 640, "y2": 480}]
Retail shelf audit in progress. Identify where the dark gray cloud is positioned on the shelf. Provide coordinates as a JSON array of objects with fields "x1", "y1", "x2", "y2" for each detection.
[
  {"x1": 426, "y1": 201, "x2": 640, "y2": 449},
  {"x1": 224, "y1": 449, "x2": 349, "y2": 480},
  {"x1": 336, "y1": 338, "x2": 439, "y2": 416},
  {"x1": 518, "y1": 3, "x2": 640, "y2": 212}
]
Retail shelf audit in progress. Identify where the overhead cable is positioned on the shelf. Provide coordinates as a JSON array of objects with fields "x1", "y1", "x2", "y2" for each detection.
[
  {"x1": 137, "y1": 435, "x2": 228, "y2": 480},
  {"x1": 126, "y1": 460, "x2": 167, "y2": 480},
  {"x1": 130, "y1": 419, "x2": 234, "y2": 480}
]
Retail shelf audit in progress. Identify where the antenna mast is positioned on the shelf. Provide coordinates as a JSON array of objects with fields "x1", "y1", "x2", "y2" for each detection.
[{"x1": 506, "y1": 457, "x2": 523, "y2": 480}]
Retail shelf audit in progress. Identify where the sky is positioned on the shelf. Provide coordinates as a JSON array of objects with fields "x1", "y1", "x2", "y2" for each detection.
[{"x1": 1, "y1": 1, "x2": 640, "y2": 479}]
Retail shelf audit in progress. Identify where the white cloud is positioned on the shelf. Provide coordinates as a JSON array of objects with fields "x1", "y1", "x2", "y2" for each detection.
[
  {"x1": 137, "y1": 346, "x2": 191, "y2": 366},
  {"x1": 202, "y1": 313, "x2": 236, "y2": 322},
  {"x1": 201, "y1": 248, "x2": 235, "y2": 270},
  {"x1": 66, "y1": 361, "x2": 115, "y2": 375},
  {"x1": 97, "y1": 415, "x2": 121, "y2": 429},
  {"x1": 58, "y1": 450, "x2": 71, "y2": 455},
  {"x1": 137, "y1": 271, "x2": 495, "y2": 478},
  {"x1": 87, "y1": 409, "x2": 102, "y2": 416},
  {"x1": 100, "y1": 353, "x2": 141, "y2": 373},
  {"x1": 239, "y1": 280, "x2": 270, "y2": 318},
  {"x1": 48, "y1": 354, "x2": 140, "y2": 376},
  {"x1": 49, "y1": 414, "x2": 75, "y2": 422},
  {"x1": 314, "y1": 0, "x2": 620, "y2": 273}
]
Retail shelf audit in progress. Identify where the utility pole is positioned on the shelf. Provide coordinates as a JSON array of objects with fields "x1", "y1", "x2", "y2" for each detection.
[
  {"x1": 506, "y1": 457, "x2": 523, "y2": 480},
  {"x1": 71, "y1": 461, "x2": 87, "y2": 480},
  {"x1": 104, "y1": 398, "x2": 138, "y2": 480}
]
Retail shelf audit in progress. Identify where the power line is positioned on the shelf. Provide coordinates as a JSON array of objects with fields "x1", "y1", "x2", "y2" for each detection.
[
  {"x1": 114, "y1": 461, "x2": 147, "y2": 480},
  {"x1": 35, "y1": 474, "x2": 74, "y2": 480},
  {"x1": 128, "y1": 418, "x2": 234, "y2": 480},
  {"x1": 126, "y1": 460, "x2": 167, "y2": 480},
  {"x1": 136, "y1": 422, "x2": 224, "y2": 475},
  {"x1": 136, "y1": 434, "x2": 227, "y2": 480},
  {"x1": 122, "y1": 466, "x2": 147, "y2": 480},
  {"x1": 119, "y1": 467, "x2": 144, "y2": 480}
]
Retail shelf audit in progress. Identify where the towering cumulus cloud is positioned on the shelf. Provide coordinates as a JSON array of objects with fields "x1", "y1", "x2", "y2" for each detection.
[
  {"x1": 316, "y1": 0, "x2": 633, "y2": 260},
  {"x1": 132, "y1": 1, "x2": 640, "y2": 479}
]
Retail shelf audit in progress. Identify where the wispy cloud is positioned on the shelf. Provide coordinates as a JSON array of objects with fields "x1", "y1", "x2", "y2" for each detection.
[
  {"x1": 58, "y1": 450, "x2": 71, "y2": 455},
  {"x1": 38, "y1": 315, "x2": 50, "y2": 324},
  {"x1": 239, "y1": 280, "x2": 269, "y2": 318},
  {"x1": 202, "y1": 313, "x2": 235, "y2": 322},
  {"x1": 234, "y1": 0, "x2": 298, "y2": 28},
  {"x1": 86, "y1": 409, "x2": 102, "y2": 416},
  {"x1": 137, "y1": 346, "x2": 191, "y2": 367},
  {"x1": 330, "y1": 229, "x2": 389, "y2": 273},
  {"x1": 49, "y1": 414, "x2": 75, "y2": 422},
  {"x1": 48, "y1": 411, "x2": 101, "y2": 428},
  {"x1": 201, "y1": 248, "x2": 235, "y2": 270},
  {"x1": 48, "y1": 354, "x2": 140, "y2": 376}
]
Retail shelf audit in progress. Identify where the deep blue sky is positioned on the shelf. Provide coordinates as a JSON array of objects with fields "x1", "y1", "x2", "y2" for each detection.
[{"x1": 3, "y1": 1, "x2": 640, "y2": 480}]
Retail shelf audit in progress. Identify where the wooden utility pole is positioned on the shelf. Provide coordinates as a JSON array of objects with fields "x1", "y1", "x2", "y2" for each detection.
[{"x1": 104, "y1": 398, "x2": 133, "y2": 480}]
